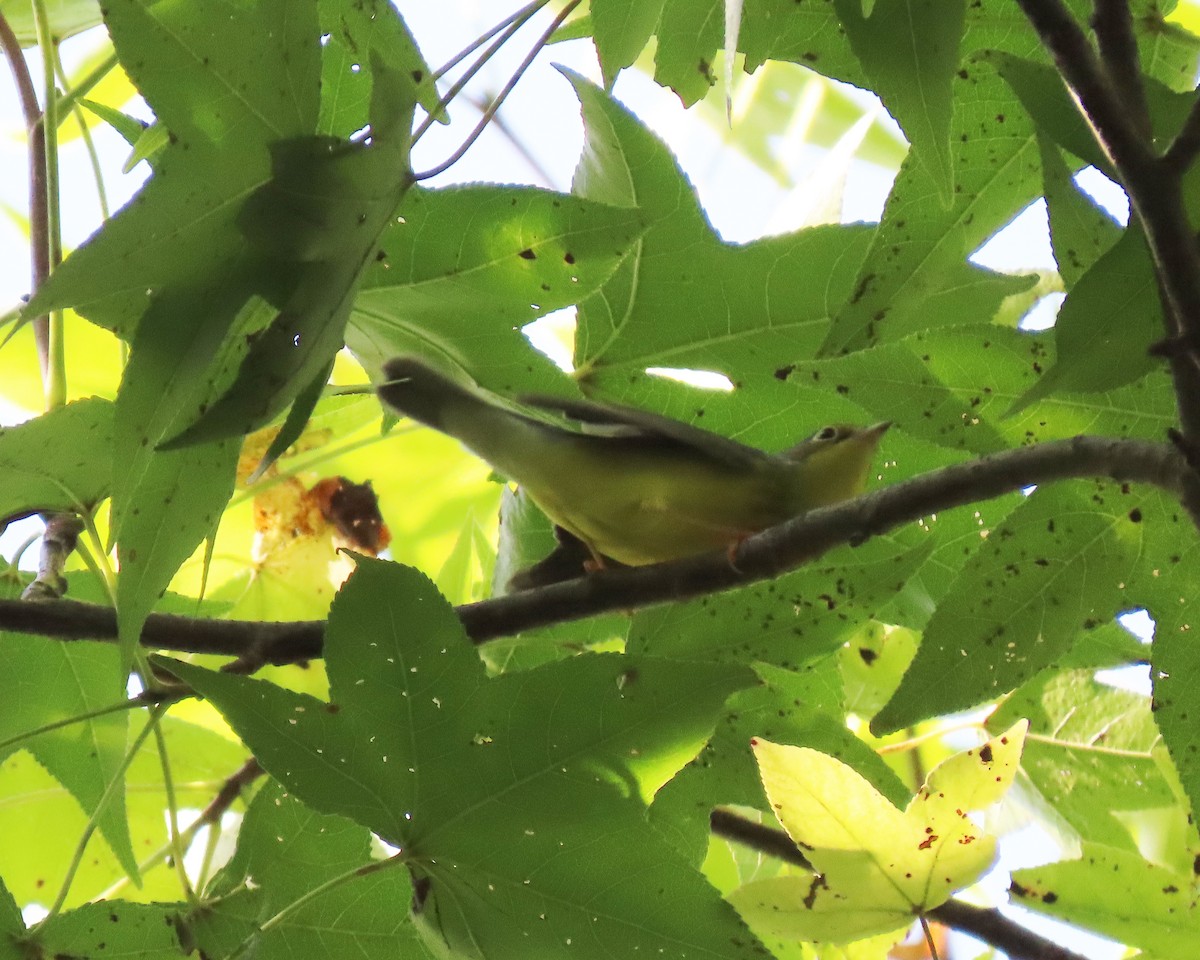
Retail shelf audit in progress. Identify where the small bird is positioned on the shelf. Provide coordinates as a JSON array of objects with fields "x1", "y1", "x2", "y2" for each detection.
[{"x1": 378, "y1": 357, "x2": 890, "y2": 571}]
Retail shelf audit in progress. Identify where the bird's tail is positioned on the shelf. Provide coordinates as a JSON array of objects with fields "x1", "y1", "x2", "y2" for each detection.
[{"x1": 378, "y1": 357, "x2": 481, "y2": 433}]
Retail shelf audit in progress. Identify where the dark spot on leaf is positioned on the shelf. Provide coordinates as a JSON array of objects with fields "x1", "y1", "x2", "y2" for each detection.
[
  {"x1": 979, "y1": 744, "x2": 993, "y2": 763},
  {"x1": 518, "y1": 248, "x2": 536, "y2": 260},
  {"x1": 1129, "y1": 508, "x2": 1142, "y2": 523}
]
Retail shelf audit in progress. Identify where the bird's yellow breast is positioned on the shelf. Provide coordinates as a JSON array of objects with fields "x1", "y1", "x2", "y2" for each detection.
[{"x1": 523, "y1": 454, "x2": 788, "y2": 566}]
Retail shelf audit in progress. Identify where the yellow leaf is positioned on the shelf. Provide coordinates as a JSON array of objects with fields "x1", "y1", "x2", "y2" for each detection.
[{"x1": 738, "y1": 721, "x2": 1028, "y2": 942}]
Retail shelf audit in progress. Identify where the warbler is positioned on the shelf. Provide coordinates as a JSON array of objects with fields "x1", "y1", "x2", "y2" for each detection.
[{"x1": 378, "y1": 357, "x2": 890, "y2": 570}]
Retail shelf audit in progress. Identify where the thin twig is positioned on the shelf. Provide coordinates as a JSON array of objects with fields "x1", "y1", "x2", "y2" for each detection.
[
  {"x1": 411, "y1": 0, "x2": 547, "y2": 144},
  {"x1": 1162, "y1": 100, "x2": 1200, "y2": 171},
  {"x1": 431, "y1": 0, "x2": 547, "y2": 83},
  {"x1": 414, "y1": 0, "x2": 583, "y2": 181},
  {"x1": 20, "y1": 513, "x2": 83, "y2": 599},
  {"x1": 0, "y1": 435, "x2": 1187, "y2": 659},
  {"x1": 0, "y1": 9, "x2": 49, "y2": 376},
  {"x1": 1013, "y1": 0, "x2": 1200, "y2": 525}
]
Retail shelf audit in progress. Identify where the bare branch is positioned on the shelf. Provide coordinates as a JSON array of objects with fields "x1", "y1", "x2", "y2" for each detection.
[
  {"x1": 1091, "y1": 0, "x2": 1149, "y2": 137},
  {"x1": 1163, "y1": 100, "x2": 1200, "y2": 172},
  {"x1": 0, "y1": 435, "x2": 1186, "y2": 659},
  {"x1": 0, "y1": 9, "x2": 49, "y2": 375},
  {"x1": 1014, "y1": 0, "x2": 1200, "y2": 518},
  {"x1": 21, "y1": 513, "x2": 83, "y2": 600}
]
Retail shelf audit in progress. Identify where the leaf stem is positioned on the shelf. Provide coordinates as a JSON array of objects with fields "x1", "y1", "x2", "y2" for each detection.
[
  {"x1": 31, "y1": 0, "x2": 65, "y2": 410},
  {"x1": 0, "y1": 6, "x2": 50, "y2": 380},
  {"x1": 153, "y1": 717, "x2": 197, "y2": 905},
  {"x1": 430, "y1": 0, "x2": 548, "y2": 83},
  {"x1": 875, "y1": 716, "x2": 988, "y2": 755},
  {"x1": 225, "y1": 852, "x2": 407, "y2": 960},
  {"x1": 34, "y1": 704, "x2": 162, "y2": 925},
  {"x1": 54, "y1": 49, "x2": 118, "y2": 119},
  {"x1": 0, "y1": 696, "x2": 143, "y2": 755}
]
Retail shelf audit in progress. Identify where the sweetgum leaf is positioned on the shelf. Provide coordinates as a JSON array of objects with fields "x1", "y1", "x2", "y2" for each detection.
[
  {"x1": 164, "y1": 559, "x2": 765, "y2": 960},
  {"x1": 0, "y1": 398, "x2": 112, "y2": 524}
]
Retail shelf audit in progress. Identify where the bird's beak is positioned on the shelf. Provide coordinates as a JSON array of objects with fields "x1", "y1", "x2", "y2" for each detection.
[{"x1": 866, "y1": 420, "x2": 892, "y2": 439}]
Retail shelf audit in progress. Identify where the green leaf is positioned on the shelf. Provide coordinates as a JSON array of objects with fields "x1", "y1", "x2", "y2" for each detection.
[
  {"x1": 991, "y1": 668, "x2": 1177, "y2": 852},
  {"x1": 820, "y1": 58, "x2": 1039, "y2": 354},
  {"x1": 1039, "y1": 136, "x2": 1122, "y2": 289},
  {"x1": 1007, "y1": 226, "x2": 1161, "y2": 415},
  {"x1": 783, "y1": 325, "x2": 1176, "y2": 457},
  {"x1": 874, "y1": 484, "x2": 1145, "y2": 733},
  {"x1": 737, "y1": 0, "x2": 864, "y2": 85},
  {"x1": 0, "y1": 398, "x2": 112, "y2": 524},
  {"x1": 628, "y1": 536, "x2": 932, "y2": 666},
  {"x1": 652, "y1": 659, "x2": 911, "y2": 864},
  {"x1": 0, "y1": 633, "x2": 137, "y2": 883},
  {"x1": 1010, "y1": 844, "x2": 1200, "y2": 959},
  {"x1": 591, "y1": 0, "x2": 666, "y2": 86},
  {"x1": 834, "y1": 0, "x2": 963, "y2": 203},
  {"x1": 0, "y1": 715, "x2": 245, "y2": 908},
  {"x1": 0, "y1": 0, "x2": 101, "y2": 46},
  {"x1": 25, "y1": 0, "x2": 319, "y2": 332},
  {"x1": 0, "y1": 875, "x2": 20, "y2": 958},
  {"x1": 193, "y1": 781, "x2": 425, "y2": 960},
  {"x1": 565, "y1": 69, "x2": 875, "y2": 386},
  {"x1": 838, "y1": 624, "x2": 919, "y2": 720},
  {"x1": 23, "y1": 902, "x2": 184, "y2": 959},
  {"x1": 77, "y1": 99, "x2": 148, "y2": 153},
  {"x1": 347, "y1": 182, "x2": 647, "y2": 395},
  {"x1": 163, "y1": 558, "x2": 765, "y2": 960},
  {"x1": 317, "y1": 0, "x2": 440, "y2": 138},
  {"x1": 1136, "y1": 492, "x2": 1200, "y2": 823},
  {"x1": 164, "y1": 60, "x2": 419, "y2": 446},
  {"x1": 988, "y1": 53, "x2": 1110, "y2": 175},
  {"x1": 110, "y1": 287, "x2": 241, "y2": 670}
]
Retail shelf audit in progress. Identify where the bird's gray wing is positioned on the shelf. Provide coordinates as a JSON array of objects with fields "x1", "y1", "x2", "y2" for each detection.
[{"x1": 521, "y1": 392, "x2": 772, "y2": 472}]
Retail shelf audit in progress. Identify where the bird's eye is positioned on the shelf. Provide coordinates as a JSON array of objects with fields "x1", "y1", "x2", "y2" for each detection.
[{"x1": 815, "y1": 426, "x2": 840, "y2": 441}]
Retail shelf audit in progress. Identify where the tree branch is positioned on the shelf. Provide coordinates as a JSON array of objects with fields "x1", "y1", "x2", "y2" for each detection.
[
  {"x1": 0, "y1": 435, "x2": 1186, "y2": 659},
  {"x1": 709, "y1": 809, "x2": 1091, "y2": 960},
  {"x1": 0, "y1": 9, "x2": 49, "y2": 376},
  {"x1": 1013, "y1": 0, "x2": 1200, "y2": 524},
  {"x1": 1090, "y1": 0, "x2": 1149, "y2": 137},
  {"x1": 20, "y1": 513, "x2": 82, "y2": 600}
]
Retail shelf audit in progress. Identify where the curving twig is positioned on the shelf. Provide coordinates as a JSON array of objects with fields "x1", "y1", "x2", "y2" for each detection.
[{"x1": 1013, "y1": 0, "x2": 1200, "y2": 525}]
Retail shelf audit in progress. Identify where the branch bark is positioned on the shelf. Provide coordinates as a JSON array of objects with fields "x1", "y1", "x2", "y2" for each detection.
[
  {"x1": 0, "y1": 9, "x2": 49, "y2": 376},
  {"x1": 0, "y1": 434, "x2": 1186, "y2": 659},
  {"x1": 1013, "y1": 0, "x2": 1200, "y2": 526}
]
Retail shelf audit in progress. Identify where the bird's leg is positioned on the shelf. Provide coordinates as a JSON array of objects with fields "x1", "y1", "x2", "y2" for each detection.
[
  {"x1": 582, "y1": 549, "x2": 608, "y2": 573},
  {"x1": 725, "y1": 534, "x2": 749, "y2": 573}
]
